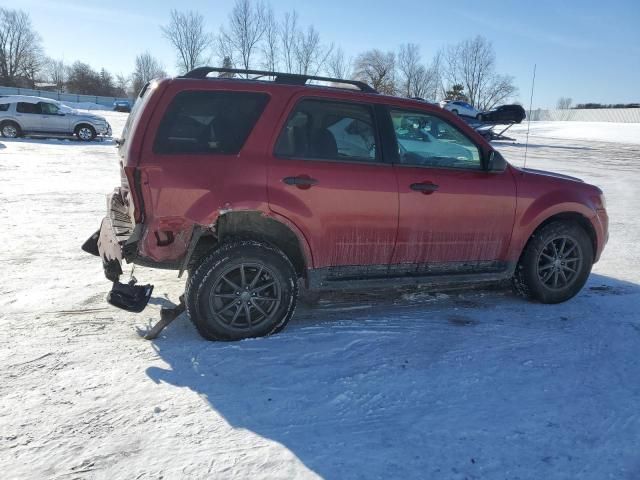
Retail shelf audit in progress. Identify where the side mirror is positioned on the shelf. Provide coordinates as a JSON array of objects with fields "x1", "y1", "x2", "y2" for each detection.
[{"x1": 487, "y1": 150, "x2": 507, "y2": 172}]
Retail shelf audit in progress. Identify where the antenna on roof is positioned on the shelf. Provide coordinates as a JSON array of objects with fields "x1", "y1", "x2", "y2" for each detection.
[{"x1": 523, "y1": 64, "x2": 537, "y2": 170}]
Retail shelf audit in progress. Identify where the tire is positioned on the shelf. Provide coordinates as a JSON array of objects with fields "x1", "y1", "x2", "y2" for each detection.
[
  {"x1": 1, "y1": 121, "x2": 21, "y2": 138},
  {"x1": 512, "y1": 221, "x2": 593, "y2": 303},
  {"x1": 186, "y1": 240, "x2": 298, "y2": 341},
  {"x1": 476, "y1": 113, "x2": 483, "y2": 120},
  {"x1": 75, "y1": 124, "x2": 96, "y2": 141},
  {"x1": 451, "y1": 109, "x2": 459, "y2": 115}
]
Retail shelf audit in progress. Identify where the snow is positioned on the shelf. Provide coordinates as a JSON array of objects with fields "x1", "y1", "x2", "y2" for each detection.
[
  {"x1": 1, "y1": 117, "x2": 639, "y2": 479},
  {"x1": 510, "y1": 121, "x2": 640, "y2": 145}
]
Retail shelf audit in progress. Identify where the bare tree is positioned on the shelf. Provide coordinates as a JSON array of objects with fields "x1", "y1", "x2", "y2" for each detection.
[
  {"x1": 425, "y1": 51, "x2": 443, "y2": 101},
  {"x1": 0, "y1": 8, "x2": 44, "y2": 86},
  {"x1": 115, "y1": 73, "x2": 130, "y2": 96},
  {"x1": 476, "y1": 74, "x2": 517, "y2": 111},
  {"x1": 131, "y1": 52, "x2": 166, "y2": 95},
  {"x1": 443, "y1": 36, "x2": 517, "y2": 110},
  {"x1": 293, "y1": 26, "x2": 332, "y2": 75},
  {"x1": 261, "y1": 5, "x2": 278, "y2": 71},
  {"x1": 279, "y1": 10, "x2": 299, "y2": 73},
  {"x1": 327, "y1": 47, "x2": 351, "y2": 79},
  {"x1": 162, "y1": 10, "x2": 212, "y2": 74},
  {"x1": 65, "y1": 61, "x2": 100, "y2": 95},
  {"x1": 557, "y1": 97, "x2": 573, "y2": 109},
  {"x1": 219, "y1": 0, "x2": 266, "y2": 76},
  {"x1": 45, "y1": 58, "x2": 65, "y2": 91},
  {"x1": 397, "y1": 43, "x2": 421, "y2": 97},
  {"x1": 353, "y1": 49, "x2": 396, "y2": 95},
  {"x1": 397, "y1": 43, "x2": 441, "y2": 100}
]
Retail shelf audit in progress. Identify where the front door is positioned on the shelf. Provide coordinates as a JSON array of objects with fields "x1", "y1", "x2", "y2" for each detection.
[
  {"x1": 267, "y1": 98, "x2": 398, "y2": 270},
  {"x1": 387, "y1": 107, "x2": 516, "y2": 271},
  {"x1": 39, "y1": 102, "x2": 69, "y2": 132}
]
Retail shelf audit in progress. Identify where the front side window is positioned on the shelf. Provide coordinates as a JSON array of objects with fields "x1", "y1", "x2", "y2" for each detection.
[
  {"x1": 275, "y1": 99, "x2": 378, "y2": 162},
  {"x1": 154, "y1": 91, "x2": 269, "y2": 154},
  {"x1": 390, "y1": 109, "x2": 482, "y2": 169},
  {"x1": 40, "y1": 102, "x2": 60, "y2": 115},
  {"x1": 17, "y1": 102, "x2": 42, "y2": 114}
]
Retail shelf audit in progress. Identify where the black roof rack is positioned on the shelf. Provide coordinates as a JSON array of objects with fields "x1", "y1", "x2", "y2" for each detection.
[{"x1": 180, "y1": 67, "x2": 378, "y2": 94}]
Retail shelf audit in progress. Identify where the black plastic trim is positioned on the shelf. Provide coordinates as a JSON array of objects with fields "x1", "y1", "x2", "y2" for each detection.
[{"x1": 180, "y1": 67, "x2": 377, "y2": 93}]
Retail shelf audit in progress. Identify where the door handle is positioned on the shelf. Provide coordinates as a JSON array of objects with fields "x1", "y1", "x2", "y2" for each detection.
[
  {"x1": 410, "y1": 182, "x2": 439, "y2": 194},
  {"x1": 283, "y1": 176, "x2": 318, "y2": 189}
]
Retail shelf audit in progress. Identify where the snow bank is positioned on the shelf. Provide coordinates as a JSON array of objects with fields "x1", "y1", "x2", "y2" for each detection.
[{"x1": 512, "y1": 121, "x2": 640, "y2": 145}]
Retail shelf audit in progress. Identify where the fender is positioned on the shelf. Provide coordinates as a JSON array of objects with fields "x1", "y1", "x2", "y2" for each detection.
[{"x1": 508, "y1": 193, "x2": 598, "y2": 262}]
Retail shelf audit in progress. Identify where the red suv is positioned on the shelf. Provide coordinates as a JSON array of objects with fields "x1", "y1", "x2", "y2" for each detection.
[{"x1": 83, "y1": 67, "x2": 608, "y2": 341}]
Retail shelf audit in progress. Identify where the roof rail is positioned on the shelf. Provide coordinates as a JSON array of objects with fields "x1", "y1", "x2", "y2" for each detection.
[{"x1": 180, "y1": 67, "x2": 378, "y2": 94}]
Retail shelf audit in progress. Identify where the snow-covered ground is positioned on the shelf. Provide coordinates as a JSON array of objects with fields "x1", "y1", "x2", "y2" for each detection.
[
  {"x1": 1, "y1": 116, "x2": 639, "y2": 479},
  {"x1": 510, "y1": 121, "x2": 640, "y2": 145}
]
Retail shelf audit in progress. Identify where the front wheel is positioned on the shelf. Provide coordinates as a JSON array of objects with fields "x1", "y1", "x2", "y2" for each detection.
[
  {"x1": 512, "y1": 221, "x2": 593, "y2": 303},
  {"x1": 75, "y1": 124, "x2": 96, "y2": 141},
  {"x1": 186, "y1": 240, "x2": 298, "y2": 341}
]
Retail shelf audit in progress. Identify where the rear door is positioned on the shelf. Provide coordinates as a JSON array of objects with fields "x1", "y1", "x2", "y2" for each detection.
[
  {"x1": 386, "y1": 107, "x2": 516, "y2": 271},
  {"x1": 267, "y1": 97, "x2": 398, "y2": 270},
  {"x1": 15, "y1": 102, "x2": 42, "y2": 132}
]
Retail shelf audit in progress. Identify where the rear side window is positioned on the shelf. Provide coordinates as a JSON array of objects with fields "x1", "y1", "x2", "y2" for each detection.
[
  {"x1": 154, "y1": 91, "x2": 269, "y2": 154},
  {"x1": 17, "y1": 102, "x2": 42, "y2": 114},
  {"x1": 274, "y1": 99, "x2": 378, "y2": 163},
  {"x1": 0, "y1": 103, "x2": 9, "y2": 112}
]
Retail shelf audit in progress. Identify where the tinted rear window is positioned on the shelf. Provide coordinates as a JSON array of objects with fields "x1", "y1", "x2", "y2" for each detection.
[
  {"x1": 0, "y1": 103, "x2": 9, "y2": 112},
  {"x1": 17, "y1": 102, "x2": 41, "y2": 114},
  {"x1": 154, "y1": 91, "x2": 269, "y2": 154}
]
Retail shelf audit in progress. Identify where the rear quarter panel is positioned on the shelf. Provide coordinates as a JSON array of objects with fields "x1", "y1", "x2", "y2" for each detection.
[{"x1": 133, "y1": 80, "x2": 295, "y2": 262}]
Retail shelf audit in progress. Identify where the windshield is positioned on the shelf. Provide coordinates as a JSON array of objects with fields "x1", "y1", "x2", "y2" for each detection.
[{"x1": 58, "y1": 103, "x2": 77, "y2": 114}]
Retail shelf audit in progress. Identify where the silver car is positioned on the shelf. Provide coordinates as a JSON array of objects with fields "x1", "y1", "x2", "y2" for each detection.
[{"x1": 0, "y1": 95, "x2": 112, "y2": 141}]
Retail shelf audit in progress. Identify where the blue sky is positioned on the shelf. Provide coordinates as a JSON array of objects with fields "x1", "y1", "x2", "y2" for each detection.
[{"x1": 21, "y1": 0, "x2": 640, "y2": 108}]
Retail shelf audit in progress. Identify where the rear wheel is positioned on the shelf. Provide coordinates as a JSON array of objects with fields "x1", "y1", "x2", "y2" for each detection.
[
  {"x1": 476, "y1": 113, "x2": 483, "y2": 120},
  {"x1": 186, "y1": 240, "x2": 298, "y2": 341},
  {"x1": 513, "y1": 221, "x2": 593, "y2": 303},
  {"x1": 451, "y1": 109, "x2": 459, "y2": 115},
  {"x1": 1, "y1": 121, "x2": 21, "y2": 138},
  {"x1": 75, "y1": 124, "x2": 96, "y2": 141}
]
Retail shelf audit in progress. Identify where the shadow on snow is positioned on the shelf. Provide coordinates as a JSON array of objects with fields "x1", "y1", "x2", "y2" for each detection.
[{"x1": 146, "y1": 274, "x2": 640, "y2": 478}]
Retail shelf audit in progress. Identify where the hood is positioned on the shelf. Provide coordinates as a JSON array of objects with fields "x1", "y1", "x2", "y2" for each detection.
[
  {"x1": 519, "y1": 167, "x2": 584, "y2": 183},
  {"x1": 74, "y1": 112, "x2": 107, "y2": 122}
]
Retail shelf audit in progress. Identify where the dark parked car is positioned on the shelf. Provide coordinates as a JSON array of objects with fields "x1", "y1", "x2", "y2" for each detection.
[
  {"x1": 83, "y1": 67, "x2": 608, "y2": 341},
  {"x1": 113, "y1": 100, "x2": 131, "y2": 112},
  {"x1": 480, "y1": 104, "x2": 526, "y2": 124}
]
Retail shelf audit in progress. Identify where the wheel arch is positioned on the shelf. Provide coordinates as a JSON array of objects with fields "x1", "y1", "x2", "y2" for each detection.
[
  {"x1": 73, "y1": 122, "x2": 95, "y2": 132},
  {"x1": 518, "y1": 211, "x2": 597, "y2": 263},
  {"x1": 189, "y1": 211, "x2": 312, "y2": 278},
  {"x1": 0, "y1": 118, "x2": 22, "y2": 131}
]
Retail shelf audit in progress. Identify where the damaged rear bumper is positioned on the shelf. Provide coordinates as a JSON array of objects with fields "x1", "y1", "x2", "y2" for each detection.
[{"x1": 82, "y1": 189, "x2": 153, "y2": 312}]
